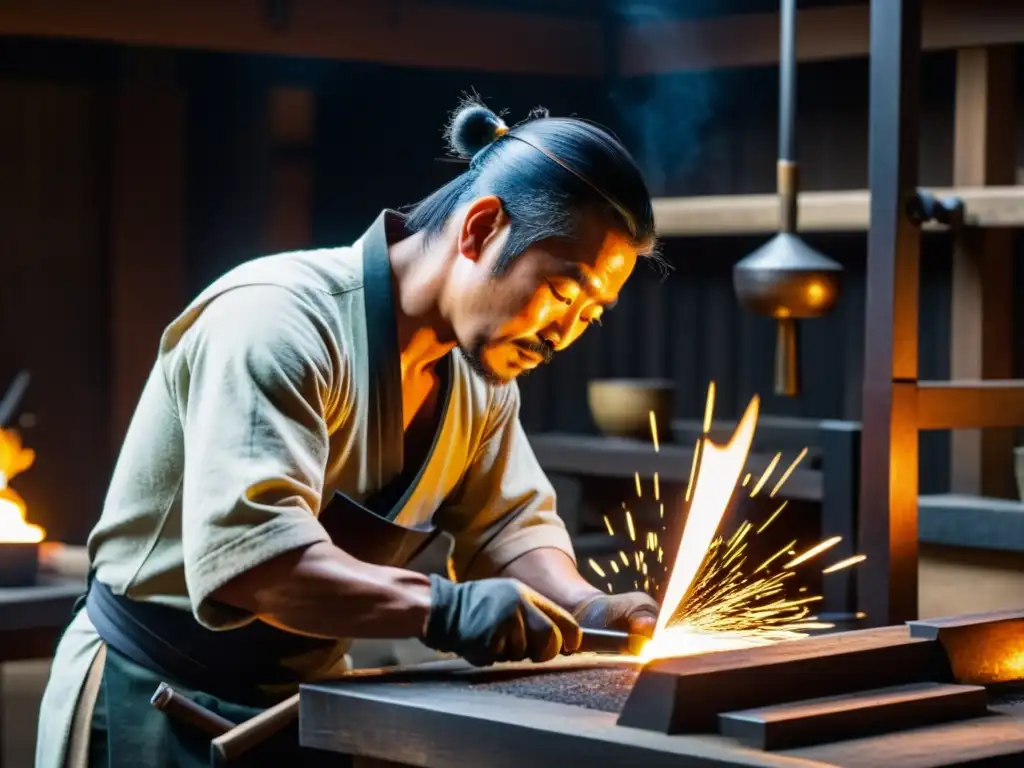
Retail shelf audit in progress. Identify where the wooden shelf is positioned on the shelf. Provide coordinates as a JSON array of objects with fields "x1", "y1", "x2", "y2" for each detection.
[
  {"x1": 527, "y1": 432, "x2": 821, "y2": 502},
  {"x1": 919, "y1": 494, "x2": 1024, "y2": 553},
  {"x1": 917, "y1": 380, "x2": 1024, "y2": 430},
  {"x1": 652, "y1": 186, "x2": 1024, "y2": 237}
]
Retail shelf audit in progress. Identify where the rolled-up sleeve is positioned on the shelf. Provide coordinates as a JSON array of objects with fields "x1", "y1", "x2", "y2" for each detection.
[
  {"x1": 438, "y1": 383, "x2": 575, "y2": 582},
  {"x1": 174, "y1": 285, "x2": 335, "y2": 629}
]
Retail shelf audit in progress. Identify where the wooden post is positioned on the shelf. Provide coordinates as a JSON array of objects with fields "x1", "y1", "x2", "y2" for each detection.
[
  {"x1": 266, "y1": 86, "x2": 315, "y2": 252},
  {"x1": 109, "y1": 50, "x2": 185, "y2": 451},
  {"x1": 857, "y1": 0, "x2": 923, "y2": 627},
  {"x1": 949, "y1": 46, "x2": 1016, "y2": 499}
]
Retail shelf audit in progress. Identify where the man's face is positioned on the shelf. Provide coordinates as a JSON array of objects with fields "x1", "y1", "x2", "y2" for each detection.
[{"x1": 446, "y1": 197, "x2": 639, "y2": 384}]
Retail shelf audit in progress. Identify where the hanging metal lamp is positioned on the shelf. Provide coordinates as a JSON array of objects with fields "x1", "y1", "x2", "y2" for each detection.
[{"x1": 732, "y1": 0, "x2": 843, "y2": 397}]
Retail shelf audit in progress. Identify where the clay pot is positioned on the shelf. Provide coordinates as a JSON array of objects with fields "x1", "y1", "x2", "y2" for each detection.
[{"x1": 587, "y1": 379, "x2": 675, "y2": 442}]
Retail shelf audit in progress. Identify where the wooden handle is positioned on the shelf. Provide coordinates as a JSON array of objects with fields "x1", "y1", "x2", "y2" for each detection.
[
  {"x1": 210, "y1": 693, "x2": 300, "y2": 764},
  {"x1": 151, "y1": 682, "x2": 234, "y2": 737}
]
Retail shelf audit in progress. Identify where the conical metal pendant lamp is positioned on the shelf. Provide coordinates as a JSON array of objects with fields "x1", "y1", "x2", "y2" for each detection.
[{"x1": 732, "y1": 0, "x2": 843, "y2": 397}]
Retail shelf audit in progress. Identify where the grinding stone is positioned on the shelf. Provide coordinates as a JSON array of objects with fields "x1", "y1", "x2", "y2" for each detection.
[{"x1": 466, "y1": 666, "x2": 641, "y2": 714}]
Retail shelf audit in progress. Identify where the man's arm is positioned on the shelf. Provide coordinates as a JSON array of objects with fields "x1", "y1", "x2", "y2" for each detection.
[
  {"x1": 212, "y1": 542, "x2": 431, "y2": 639},
  {"x1": 437, "y1": 383, "x2": 658, "y2": 638},
  {"x1": 174, "y1": 285, "x2": 430, "y2": 640},
  {"x1": 437, "y1": 383, "x2": 588, "y2": 604},
  {"x1": 498, "y1": 547, "x2": 601, "y2": 614}
]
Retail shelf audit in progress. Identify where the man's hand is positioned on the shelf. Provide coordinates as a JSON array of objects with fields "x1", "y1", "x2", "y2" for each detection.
[
  {"x1": 422, "y1": 575, "x2": 583, "y2": 667},
  {"x1": 572, "y1": 592, "x2": 660, "y2": 638}
]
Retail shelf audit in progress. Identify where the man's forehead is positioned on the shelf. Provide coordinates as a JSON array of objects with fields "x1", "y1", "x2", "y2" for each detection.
[
  {"x1": 551, "y1": 228, "x2": 636, "y2": 269},
  {"x1": 553, "y1": 234, "x2": 636, "y2": 307}
]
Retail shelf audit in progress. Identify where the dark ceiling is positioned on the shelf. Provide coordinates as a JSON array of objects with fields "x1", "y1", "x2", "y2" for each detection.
[{"x1": 419, "y1": 0, "x2": 865, "y2": 21}]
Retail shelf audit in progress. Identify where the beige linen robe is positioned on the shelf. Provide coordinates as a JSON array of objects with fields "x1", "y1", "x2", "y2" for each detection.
[{"x1": 35, "y1": 211, "x2": 574, "y2": 768}]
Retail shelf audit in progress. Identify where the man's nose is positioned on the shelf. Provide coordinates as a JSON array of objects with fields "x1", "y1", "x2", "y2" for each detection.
[{"x1": 541, "y1": 328, "x2": 564, "y2": 351}]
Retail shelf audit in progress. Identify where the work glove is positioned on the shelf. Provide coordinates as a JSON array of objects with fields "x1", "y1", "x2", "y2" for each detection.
[
  {"x1": 572, "y1": 591, "x2": 660, "y2": 638},
  {"x1": 423, "y1": 574, "x2": 582, "y2": 667}
]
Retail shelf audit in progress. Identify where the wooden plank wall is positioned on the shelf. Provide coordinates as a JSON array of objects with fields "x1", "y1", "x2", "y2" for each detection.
[{"x1": 0, "y1": 40, "x2": 116, "y2": 542}]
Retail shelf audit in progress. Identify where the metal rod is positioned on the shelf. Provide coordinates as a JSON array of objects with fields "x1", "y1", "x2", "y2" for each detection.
[
  {"x1": 778, "y1": 0, "x2": 798, "y2": 233},
  {"x1": 857, "y1": 0, "x2": 923, "y2": 626},
  {"x1": 578, "y1": 628, "x2": 648, "y2": 656},
  {"x1": 779, "y1": 0, "x2": 796, "y2": 164}
]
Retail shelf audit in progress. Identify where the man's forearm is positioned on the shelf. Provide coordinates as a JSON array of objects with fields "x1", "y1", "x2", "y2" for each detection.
[
  {"x1": 499, "y1": 547, "x2": 602, "y2": 613},
  {"x1": 211, "y1": 541, "x2": 432, "y2": 639}
]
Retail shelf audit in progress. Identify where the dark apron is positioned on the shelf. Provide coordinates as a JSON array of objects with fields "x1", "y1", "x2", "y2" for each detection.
[{"x1": 74, "y1": 211, "x2": 453, "y2": 768}]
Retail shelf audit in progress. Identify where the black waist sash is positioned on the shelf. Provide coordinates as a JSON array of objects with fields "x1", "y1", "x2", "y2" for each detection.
[{"x1": 84, "y1": 490, "x2": 440, "y2": 704}]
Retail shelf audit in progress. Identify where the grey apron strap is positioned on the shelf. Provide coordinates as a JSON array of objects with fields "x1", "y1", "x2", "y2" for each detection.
[
  {"x1": 361, "y1": 211, "x2": 405, "y2": 501},
  {"x1": 360, "y1": 211, "x2": 459, "y2": 523},
  {"x1": 65, "y1": 643, "x2": 106, "y2": 768}
]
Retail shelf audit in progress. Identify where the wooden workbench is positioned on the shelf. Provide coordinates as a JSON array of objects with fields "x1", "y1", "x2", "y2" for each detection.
[
  {"x1": 298, "y1": 657, "x2": 1024, "y2": 768},
  {"x1": 0, "y1": 576, "x2": 83, "y2": 661}
]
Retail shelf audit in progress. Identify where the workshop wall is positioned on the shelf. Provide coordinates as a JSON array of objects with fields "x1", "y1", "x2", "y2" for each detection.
[
  {"x1": 0, "y1": 39, "x2": 119, "y2": 545},
  {"x1": 1, "y1": 38, "x2": 1021, "y2": 542}
]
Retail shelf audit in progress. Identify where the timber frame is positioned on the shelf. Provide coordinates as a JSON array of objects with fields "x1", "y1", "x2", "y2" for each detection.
[{"x1": 856, "y1": 0, "x2": 1022, "y2": 625}]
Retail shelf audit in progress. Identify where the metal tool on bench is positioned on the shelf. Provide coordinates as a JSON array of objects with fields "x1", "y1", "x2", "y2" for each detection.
[
  {"x1": 149, "y1": 627, "x2": 648, "y2": 761},
  {"x1": 577, "y1": 627, "x2": 649, "y2": 656}
]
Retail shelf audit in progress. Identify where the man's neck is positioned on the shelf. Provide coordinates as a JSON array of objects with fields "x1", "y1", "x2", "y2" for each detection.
[{"x1": 388, "y1": 229, "x2": 456, "y2": 378}]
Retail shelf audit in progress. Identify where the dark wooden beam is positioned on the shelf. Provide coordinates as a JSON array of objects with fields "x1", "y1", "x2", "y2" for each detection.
[
  {"x1": 949, "y1": 46, "x2": 1017, "y2": 499},
  {"x1": 917, "y1": 380, "x2": 1024, "y2": 430},
  {"x1": 6, "y1": 0, "x2": 1024, "y2": 76},
  {"x1": 0, "y1": 0, "x2": 603, "y2": 76},
  {"x1": 857, "y1": 0, "x2": 922, "y2": 627},
  {"x1": 652, "y1": 186, "x2": 1024, "y2": 237},
  {"x1": 620, "y1": 0, "x2": 1024, "y2": 75}
]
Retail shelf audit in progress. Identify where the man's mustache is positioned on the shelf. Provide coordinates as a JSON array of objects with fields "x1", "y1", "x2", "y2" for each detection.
[{"x1": 517, "y1": 340, "x2": 555, "y2": 365}]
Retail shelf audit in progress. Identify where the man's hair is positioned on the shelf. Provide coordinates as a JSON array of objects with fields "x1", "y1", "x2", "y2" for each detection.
[{"x1": 404, "y1": 97, "x2": 662, "y2": 274}]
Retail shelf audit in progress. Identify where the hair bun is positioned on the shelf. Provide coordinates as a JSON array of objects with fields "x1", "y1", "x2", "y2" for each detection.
[{"x1": 446, "y1": 101, "x2": 508, "y2": 159}]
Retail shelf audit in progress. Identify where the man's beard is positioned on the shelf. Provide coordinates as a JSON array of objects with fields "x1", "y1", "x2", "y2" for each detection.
[{"x1": 460, "y1": 338, "x2": 554, "y2": 385}]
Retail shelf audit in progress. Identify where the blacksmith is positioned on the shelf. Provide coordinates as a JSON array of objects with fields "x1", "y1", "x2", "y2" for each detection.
[{"x1": 37, "y1": 100, "x2": 662, "y2": 767}]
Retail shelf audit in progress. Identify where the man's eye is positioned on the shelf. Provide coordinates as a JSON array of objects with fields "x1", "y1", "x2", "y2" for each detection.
[{"x1": 546, "y1": 281, "x2": 573, "y2": 305}]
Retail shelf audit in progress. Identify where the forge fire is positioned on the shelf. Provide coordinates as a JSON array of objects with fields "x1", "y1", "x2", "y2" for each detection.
[{"x1": 0, "y1": 425, "x2": 44, "y2": 544}]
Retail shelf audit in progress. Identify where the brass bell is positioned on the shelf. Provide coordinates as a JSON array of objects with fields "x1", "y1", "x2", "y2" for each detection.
[{"x1": 732, "y1": 0, "x2": 843, "y2": 397}]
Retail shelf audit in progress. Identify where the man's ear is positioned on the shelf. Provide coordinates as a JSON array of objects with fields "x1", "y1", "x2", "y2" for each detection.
[{"x1": 458, "y1": 196, "x2": 505, "y2": 262}]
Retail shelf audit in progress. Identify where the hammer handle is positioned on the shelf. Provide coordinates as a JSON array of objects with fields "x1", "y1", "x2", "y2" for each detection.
[
  {"x1": 210, "y1": 693, "x2": 299, "y2": 764},
  {"x1": 151, "y1": 682, "x2": 233, "y2": 737}
]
